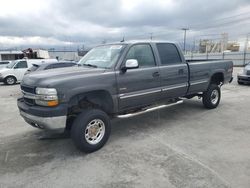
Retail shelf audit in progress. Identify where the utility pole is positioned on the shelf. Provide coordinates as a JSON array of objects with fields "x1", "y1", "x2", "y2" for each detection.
[
  {"x1": 150, "y1": 33, "x2": 153, "y2": 40},
  {"x1": 243, "y1": 33, "x2": 249, "y2": 65},
  {"x1": 181, "y1": 28, "x2": 189, "y2": 54}
]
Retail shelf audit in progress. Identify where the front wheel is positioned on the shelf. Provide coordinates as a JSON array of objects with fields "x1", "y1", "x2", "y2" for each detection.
[
  {"x1": 202, "y1": 84, "x2": 221, "y2": 109},
  {"x1": 71, "y1": 108, "x2": 111, "y2": 153},
  {"x1": 4, "y1": 76, "x2": 16, "y2": 85}
]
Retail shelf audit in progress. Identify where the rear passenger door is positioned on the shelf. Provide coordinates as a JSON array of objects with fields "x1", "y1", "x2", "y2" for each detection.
[
  {"x1": 156, "y1": 43, "x2": 189, "y2": 98},
  {"x1": 117, "y1": 44, "x2": 161, "y2": 110}
]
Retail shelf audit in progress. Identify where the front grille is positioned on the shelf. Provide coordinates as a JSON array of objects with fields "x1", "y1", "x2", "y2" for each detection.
[
  {"x1": 21, "y1": 85, "x2": 35, "y2": 94},
  {"x1": 21, "y1": 85, "x2": 36, "y2": 105},
  {"x1": 246, "y1": 70, "x2": 250, "y2": 75},
  {"x1": 24, "y1": 98, "x2": 35, "y2": 105}
]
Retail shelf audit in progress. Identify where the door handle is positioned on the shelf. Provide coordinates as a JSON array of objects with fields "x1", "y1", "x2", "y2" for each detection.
[
  {"x1": 178, "y1": 69, "x2": 184, "y2": 75},
  {"x1": 152, "y1": 72, "x2": 160, "y2": 77}
]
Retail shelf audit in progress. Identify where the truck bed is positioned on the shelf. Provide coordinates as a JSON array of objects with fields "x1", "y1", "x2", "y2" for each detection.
[{"x1": 186, "y1": 60, "x2": 233, "y2": 94}]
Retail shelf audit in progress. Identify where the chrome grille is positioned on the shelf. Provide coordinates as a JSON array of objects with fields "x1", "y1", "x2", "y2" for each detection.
[
  {"x1": 21, "y1": 85, "x2": 36, "y2": 105},
  {"x1": 21, "y1": 85, "x2": 35, "y2": 94}
]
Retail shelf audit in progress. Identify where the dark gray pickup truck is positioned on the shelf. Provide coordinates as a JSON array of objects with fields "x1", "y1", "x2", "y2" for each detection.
[{"x1": 17, "y1": 41, "x2": 233, "y2": 152}]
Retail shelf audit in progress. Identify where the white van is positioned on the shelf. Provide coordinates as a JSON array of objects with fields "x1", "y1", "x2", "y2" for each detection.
[{"x1": 0, "y1": 59, "x2": 57, "y2": 85}]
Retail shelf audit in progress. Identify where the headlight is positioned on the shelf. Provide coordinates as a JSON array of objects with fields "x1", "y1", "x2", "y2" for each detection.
[
  {"x1": 35, "y1": 87, "x2": 58, "y2": 107},
  {"x1": 36, "y1": 88, "x2": 57, "y2": 95}
]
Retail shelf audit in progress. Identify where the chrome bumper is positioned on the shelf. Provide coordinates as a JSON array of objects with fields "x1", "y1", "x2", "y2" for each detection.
[{"x1": 20, "y1": 110, "x2": 66, "y2": 133}]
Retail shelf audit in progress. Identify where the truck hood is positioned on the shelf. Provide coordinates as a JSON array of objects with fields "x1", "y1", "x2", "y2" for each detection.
[{"x1": 22, "y1": 66, "x2": 107, "y2": 87}]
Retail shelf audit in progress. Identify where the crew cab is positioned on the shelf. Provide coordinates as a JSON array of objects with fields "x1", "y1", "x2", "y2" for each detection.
[{"x1": 17, "y1": 41, "x2": 233, "y2": 152}]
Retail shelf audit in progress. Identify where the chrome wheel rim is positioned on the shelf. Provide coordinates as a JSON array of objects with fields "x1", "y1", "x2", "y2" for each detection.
[
  {"x1": 85, "y1": 119, "x2": 105, "y2": 145},
  {"x1": 211, "y1": 90, "x2": 219, "y2": 105},
  {"x1": 7, "y1": 77, "x2": 15, "y2": 85}
]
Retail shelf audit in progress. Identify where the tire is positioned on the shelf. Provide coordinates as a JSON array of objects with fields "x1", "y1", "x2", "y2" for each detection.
[
  {"x1": 71, "y1": 108, "x2": 111, "y2": 153},
  {"x1": 202, "y1": 84, "x2": 221, "y2": 109},
  {"x1": 4, "y1": 76, "x2": 16, "y2": 85},
  {"x1": 238, "y1": 81, "x2": 243, "y2": 85}
]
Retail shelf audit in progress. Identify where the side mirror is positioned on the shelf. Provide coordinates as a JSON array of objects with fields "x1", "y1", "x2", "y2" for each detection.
[{"x1": 123, "y1": 59, "x2": 139, "y2": 71}]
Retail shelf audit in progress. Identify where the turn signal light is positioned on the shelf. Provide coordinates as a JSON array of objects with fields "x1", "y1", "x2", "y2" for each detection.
[{"x1": 47, "y1": 100, "x2": 59, "y2": 107}]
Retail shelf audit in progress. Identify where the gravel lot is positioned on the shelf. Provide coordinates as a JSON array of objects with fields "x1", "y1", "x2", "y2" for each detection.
[{"x1": 0, "y1": 67, "x2": 250, "y2": 188}]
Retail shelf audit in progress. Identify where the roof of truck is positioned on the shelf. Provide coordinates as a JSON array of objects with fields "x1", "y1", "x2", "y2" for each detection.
[{"x1": 109, "y1": 40, "x2": 177, "y2": 45}]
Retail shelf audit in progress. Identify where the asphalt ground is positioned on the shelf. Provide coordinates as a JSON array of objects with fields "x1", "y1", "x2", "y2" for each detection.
[{"x1": 0, "y1": 67, "x2": 249, "y2": 188}]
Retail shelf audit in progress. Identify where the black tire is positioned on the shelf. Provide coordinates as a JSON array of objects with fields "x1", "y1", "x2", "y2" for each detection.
[
  {"x1": 71, "y1": 108, "x2": 111, "y2": 153},
  {"x1": 202, "y1": 84, "x2": 221, "y2": 109},
  {"x1": 4, "y1": 76, "x2": 16, "y2": 85},
  {"x1": 238, "y1": 81, "x2": 243, "y2": 85}
]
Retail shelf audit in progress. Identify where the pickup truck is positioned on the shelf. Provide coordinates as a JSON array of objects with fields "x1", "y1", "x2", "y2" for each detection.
[{"x1": 17, "y1": 41, "x2": 233, "y2": 152}]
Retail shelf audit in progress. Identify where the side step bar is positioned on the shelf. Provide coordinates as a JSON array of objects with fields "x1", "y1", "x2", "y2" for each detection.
[{"x1": 116, "y1": 100, "x2": 183, "y2": 119}]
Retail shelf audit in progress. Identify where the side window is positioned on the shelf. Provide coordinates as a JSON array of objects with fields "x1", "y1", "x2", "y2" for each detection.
[
  {"x1": 15, "y1": 61, "x2": 28, "y2": 69},
  {"x1": 44, "y1": 64, "x2": 54, "y2": 70},
  {"x1": 126, "y1": 44, "x2": 156, "y2": 67},
  {"x1": 156, "y1": 43, "x2": 182, "y2": 65}
]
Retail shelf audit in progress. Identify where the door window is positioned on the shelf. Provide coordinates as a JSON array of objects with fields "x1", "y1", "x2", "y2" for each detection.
[
  {"x1": 125, "y1": 44, "x2": 156, "y2": 68},
  {"x1": 15, "y1": 61, "x2": 28, "y2": 69},
  {"x1": 156, "y1": 43, "x2": 182, "y2": 65}
]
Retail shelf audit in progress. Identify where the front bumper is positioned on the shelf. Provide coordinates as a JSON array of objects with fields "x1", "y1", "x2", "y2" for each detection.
[
  {"x1": 20, "y1": 110, "x2": 66, "y2": 132},
  {"x1": 17, "y1": 98, "x2": 67, "y2": 132},
  {"x1": 238, "y1": 74, "x2": 250, "y2": 83}
]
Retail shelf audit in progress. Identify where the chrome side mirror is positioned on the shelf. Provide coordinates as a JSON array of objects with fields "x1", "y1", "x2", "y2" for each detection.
[{"x1": 125, "y1": 59, "x2": 139, "y2": 69}]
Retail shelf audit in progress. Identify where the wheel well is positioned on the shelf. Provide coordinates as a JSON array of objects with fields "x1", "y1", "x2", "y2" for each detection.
[
  {"x1": 66, "y1": 90, "x2": 114, "y2": 131},
  {"x1": 5, "y1": 75, "x2": 17, "y2": 80},
  {"x1": 210, "y1": 73, "x2": 224, "y2": 85},
  {"x1": 67, "y1": 90, "x2": 114, "y2": 116}
]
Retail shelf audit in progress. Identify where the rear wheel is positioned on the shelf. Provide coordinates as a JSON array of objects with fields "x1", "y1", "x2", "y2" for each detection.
[
  {"x1": 4, "y1": 76, "x2": 16, "y2": 85},
  {"x1": 202, "y1": 84, "x2": 221, "y2": 109},
  {"x1": 71, "y1": 108, "x2": 111, "y2": 153},
  {"x1": 238, "y1": 81, "x2": 243, "y2": 85}
]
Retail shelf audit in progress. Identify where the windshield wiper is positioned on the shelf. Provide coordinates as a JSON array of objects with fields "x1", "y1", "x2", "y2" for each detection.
[{"x1": 82, "y1": 64, "x2": 98, "y2": 68}]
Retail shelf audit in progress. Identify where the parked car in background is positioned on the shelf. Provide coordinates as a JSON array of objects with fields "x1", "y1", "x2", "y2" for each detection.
[
  {"x1": 0, "y1": 61, "x2": 11, "y2": 69},
  {"x1": 238, "y1": 62, "x2": 250, "y2": 85},
  {"x1": 25, "y1": 61, "x2": 77, "y2": 75},
  {"x1": 0, "y1": 59, "x2": 57, "y2": 85}
]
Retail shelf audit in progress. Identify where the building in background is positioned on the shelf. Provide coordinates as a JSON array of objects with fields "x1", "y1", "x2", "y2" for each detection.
[
  {"x1": 48, "y1": 49, "x2": 88, "y2": 61},
  {"x1": 0, "y1": 50, "x2": 24, "y2": 61},
  {"x1": 23, "y1": 48, "x2": 50, "y2": 59},
  {"x1": 199, "y1": 33, "x2": 240, "y2": 53}
]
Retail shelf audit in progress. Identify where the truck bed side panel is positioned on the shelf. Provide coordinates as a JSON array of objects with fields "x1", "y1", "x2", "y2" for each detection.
[{"x1": 187, "y1": 60, "x2": 233, "y2": 95}]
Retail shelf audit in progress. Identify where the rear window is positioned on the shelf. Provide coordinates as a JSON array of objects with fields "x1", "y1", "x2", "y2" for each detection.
[
  {"x1": 156, "y1": 43, "x2": 182, "y2": 65},
  {"x1": 28, "y1": 64, "x2": 40, "y2": 72}
]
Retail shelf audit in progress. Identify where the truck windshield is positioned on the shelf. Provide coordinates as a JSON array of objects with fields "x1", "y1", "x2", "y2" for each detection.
[
  {"x1": 78, "y1": 45, "x2": 125, "y2": 68},
  {"x1": 6, "y1": 61, "x2": 17, "y2": 68}
]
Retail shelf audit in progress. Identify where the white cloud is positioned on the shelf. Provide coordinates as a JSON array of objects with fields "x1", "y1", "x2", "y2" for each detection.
[{"x1": 0, "y1": 0, "x2": 249, "y2": 49}]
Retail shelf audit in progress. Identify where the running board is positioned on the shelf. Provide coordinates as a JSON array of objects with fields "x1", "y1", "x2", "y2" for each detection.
[{"x1": 116, "y1": 100, "x2": 183, "y2": 119}]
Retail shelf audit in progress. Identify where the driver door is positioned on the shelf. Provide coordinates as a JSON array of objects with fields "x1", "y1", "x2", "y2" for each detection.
[
  {"x1": 116, "y1": 44, "x2": 161, "y2": 110},
  {"x1": 13, "y1": 61, "x2": 28, "y2": 81}
]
